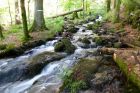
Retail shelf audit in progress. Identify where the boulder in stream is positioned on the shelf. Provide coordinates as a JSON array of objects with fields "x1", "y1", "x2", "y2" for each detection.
[
  {"x1": 0, "y1": 52, "x2": 66, "y2": 85},
  {"x1": 54, "y1": 38, "x2": 76, "y2": 54}
]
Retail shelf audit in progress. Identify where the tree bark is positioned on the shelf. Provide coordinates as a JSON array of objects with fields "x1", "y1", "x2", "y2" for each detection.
[
  {"x1": 20, "y1": 0, "x2": 30, "y2": 39},
  {"x1": 82, "y1": 0, "x2": 85, "y2": 18},
  {"x1": 48, "y1": 8, "x2": 83, "y2": 18},
  {"x1": 27, "y1": 0, "x2": 31, "y2": 24},
  {"x1": 0, "y1": 25, "x2": 4, "y2": 39},
  {"x1": 8, "y1": 0, "x2": 13, "y2": 25},
  {"x1": 106, "y1": 0, "x2": 111, "y2": 12},
  {"x1": 15, "y1": 0, "x2": 21, "y2": 24},
  {"x1": 30, "y1": 0, "x2": 46, "y2": 32},
  {"x1": 114, "y1": 0, "x2": 121, "y2": 22}
]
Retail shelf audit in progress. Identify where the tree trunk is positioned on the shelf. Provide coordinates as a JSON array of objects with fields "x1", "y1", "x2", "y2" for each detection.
[
  {"x1": 82, "y1": 0, "x2": 85, "y2": 18},
  {"x1": 20, "y1": 0, "x2": 30, "y2": 39},
  {"x1": 0, "y1": 25, "x2": 4, "y2": 39},
  {"x1": 113, "y1": 0, "x2": 116, "y2": 9},
  {"x1": 8, "y1": 0, "x2": 13, "y2": 25},
  {"x1": 106, "y1": 0, "x2": 111, "y2": 12},
  {"x1": 114, "y1": 0, "x2": 121, "y2": 22},
  {"x1": 48, "y1": 8, "x2": 83, "y2": 18},
  {"x1": 72, "y1": 12, "x2": 79, "y2": 19},
  {"x1": 15, "y1": 0, "x2": 21, "y2": 24},
  {"x1": 30, "y1": 0, "x2": 46, "y2": 32},
  {"x1": 27, "y1": 0, "x2": 31, "y2": 24}
]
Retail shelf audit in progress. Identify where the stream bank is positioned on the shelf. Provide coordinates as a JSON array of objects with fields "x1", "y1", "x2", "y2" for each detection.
[{"x1": 0, "y1": 17, "x2": 139, "y2": 93}]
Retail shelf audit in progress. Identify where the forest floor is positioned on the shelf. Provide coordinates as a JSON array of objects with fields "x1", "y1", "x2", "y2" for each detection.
[
  {"x1": 103, "y1": 22, "x2": 140, "y2": 89},
  {"x1": 0, "y1": 31, "x2": 54, "y2": 47},
  {"x1": 104, "y1": 22, "x2": 140, "y2": 47}
]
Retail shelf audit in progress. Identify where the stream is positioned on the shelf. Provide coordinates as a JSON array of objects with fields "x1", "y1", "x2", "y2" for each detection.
[{"x1": 0, "y1": 19, "x2": 127, "y2": 93}]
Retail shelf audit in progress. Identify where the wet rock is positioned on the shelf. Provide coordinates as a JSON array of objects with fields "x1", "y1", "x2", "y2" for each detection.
[
  {"x1": 95, "y1": 37, "x2": 103, "y2": 45},
  {"x1": 28, "y1": 84, "x2": 61, "y2": 93},
  {"x1": 114, "y1": 42, "x2": 122, "y2": 48},
  {"x1": 77, "y1": 42, "x2": 96, "y2": 49},
  {"x1": 79, "y1": 90, "x2": 96, "y2": 93},
  {"x1": 62, "y1": 31, "x2": 73, "y2": 39},
  {"x1": 81, "y1": 38, "x2": 91, "y2": 44},
  {"x1": 54, "y1": 38, "x2": 76, "y2": 54},
  {"x1": 0, "y1": 40, "x2": 47, "y2": 58},
  {"x1": 54, "y1": 42, "x2": 64, "y2": 52},
  {"x1": 64, "y1": 23, "x2": 77, "y2": 33},
  {"x1": 60, "y1": 58, "x2": 101, "y2": 93},
  {"x1": 0, "y1": 52, "x2": 66, "y2": 85}
]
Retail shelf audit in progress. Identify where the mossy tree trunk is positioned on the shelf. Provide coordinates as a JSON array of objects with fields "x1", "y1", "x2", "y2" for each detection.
[
  {"x1": 30, "y1": 0, "x2": 47, "y2": 32},
  {"x1": 72, "y1": 12, "x2": 79, "y2": 19},
  {"x1": 114, "y1": 0, "x2": 121, "y2": 22},
  {"x1": 0, "y1": 25, "x2": 4, "y2": 39},
  {"x1": 113, "y1": 0, "x2": 116, "y2": 9},
  {"x1": 106, "y1": 0, "x2": 111, "y2": 12},
  {"x1": 20, "y1": 0, "x2": 30, "y2": 39},
  {"x1": 27, "y1": 0, "x2": 31, "y2": 24},
  {"x1": 82, "y1": 0, "x2": 85, "y2": 18},
  {"x1": 8, "y1": 0, "x2": 13, "y2": 25},
  {"x1": 15, "y1": 0, "x2": 21, "y2": 24}
]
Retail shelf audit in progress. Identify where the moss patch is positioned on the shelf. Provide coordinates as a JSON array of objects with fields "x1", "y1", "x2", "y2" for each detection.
[
  {"x1": 95, "y1": 36, "x2": 103, "y2": 45},
  {"x1": 81, "y1": 38, "x2": 91, "y2": 44},
  {"x1": 60, "y1": 58, "x2": 100, "y2": 93},
  {"x1": 54, "y1": 38, "x2": 76, "y2": 54},
  {"x1": 114, "y1": 54, "x2": 140, "y2": 89}
]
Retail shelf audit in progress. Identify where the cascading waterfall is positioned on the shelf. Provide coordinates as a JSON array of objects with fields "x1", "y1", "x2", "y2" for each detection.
[{"x1": 0, "y1": 20, "x2": 99, "y2": 93}]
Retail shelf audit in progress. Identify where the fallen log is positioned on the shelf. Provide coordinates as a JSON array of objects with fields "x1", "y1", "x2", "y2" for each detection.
[{"x1": 47, "y1": 8, "x2": 83, "y2": 19}]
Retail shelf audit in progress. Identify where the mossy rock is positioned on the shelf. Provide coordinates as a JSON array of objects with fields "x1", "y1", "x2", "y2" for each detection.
[
  {"x1": 60, "y1": 58, "x2": 100, "y2": 93},
  {"x1": 78, "y1": 38, "x2": 82, "y2": 42},
  {"x1": 87, "y1": 24, "x2": 93, "y2": 30},
  {"x1": 0, "y1": 44, "x2": 6, "y2": 50},
  {"x1": 113, "y1": 42, "x2": 121, "y2": 48},
  {"x1": 54, "y1": 38, "x2": 76, "y2": 54},
  {"x1": 67, "y1": 25, "x2": 77, "y2": 33},
  {"x1": 81, "y1": 38, "x2": 91, "y2": 44},
  {"x1": 95, "y1": 37, "x2": 103, "y2": 45},
  {"x1": 54, "y1": 42, "x2": 64, "y2": 52},
  {"x1": 114, "y1": 54, "x2": 140, "y2": 89}
]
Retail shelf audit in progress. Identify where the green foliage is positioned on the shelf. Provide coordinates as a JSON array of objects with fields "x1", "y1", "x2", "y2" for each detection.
[
  {"x1": 60, "y1": 58, "x2": 99, "y2": 93},
  {"x1": 60, "y1": 0, "x2": 82, "y2": 11},
  {"x1": 93, "y1": 22, "x2": 101, "y2": 30},
  {"x1": 60, "y1": 70, "x2": 87, "y2": 93},
  {"x1": 108, "y1": 28, "x2": 115, "y2": 33},
  {"x1": 113, "y1": 0, "x2": 121, "y2": 22},
  {"x1": 0, "y1": 44, "x2": 6, "y2": 50},
  {"x1": 95, "y1": 37, "x2": 103, "y2": 45},
  {"x1": 45, "y1": 17, "x2": 64, "y2": 33},
  {"x1": 9, "y1": 25, "x2": 22, "y2": 33},
  {"x1": 90, "y1": 1, "x2": 106, "y2": 16},
  {"x1": 5, "y1": 43, "x2": 15, "y2": 51}
]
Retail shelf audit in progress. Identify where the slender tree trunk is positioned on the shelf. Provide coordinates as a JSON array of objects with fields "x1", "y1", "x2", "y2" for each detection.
[
  {"x1": 8, "y1": 0, "x2": 13, "y2": 25},
  {"x1": 82, "y1": 0, "x2": 85, "y2": 18},
  {"x1": 113, "y1": 0, "x2": 116, "y2": 9},
  {"x1": 15, "y1": 0, "x2": 21, "y2": 24},
  {"x1": 20, "y1": 0, "x2": 30, "y2": 39},
  {"x1": 106, "y1": 0, "x2": 111, "y2": 12},
  {"x1": 0, "y1": 25, "x2": 4, "y2": 39},
  {"x1": 30, "y1": 0, "x2": 46, "y2": 32},
  {"x1": 27, "y1": 0, "x2": 31, "y2": 24},
  {"x1": 114, "y1": 0, "x2": 121, "y2": 22}
]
